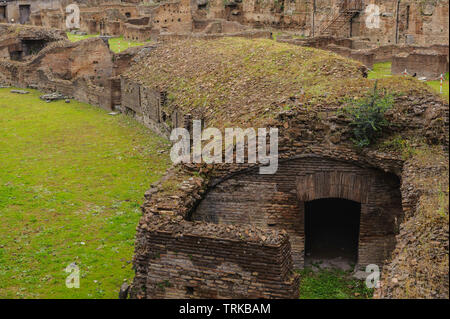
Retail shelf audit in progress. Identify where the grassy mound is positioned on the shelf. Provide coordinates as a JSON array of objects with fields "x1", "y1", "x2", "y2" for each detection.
[
  {"x1": 0, "y1": 88, "x2": 170, "y2": 298},
  {"x1": 126, "y1": 37, "x2": 368, "y2": 128},
  {"x1": 127, "y1": 37, "x2": 446, "y2": 130}
]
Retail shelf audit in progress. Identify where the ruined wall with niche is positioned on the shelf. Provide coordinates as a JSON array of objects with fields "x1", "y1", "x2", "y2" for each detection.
[
  {"x1": 192, "y1": 156, "x2": 403, "y2": 269},
  {"x1": 0, "y1": 25, "x2": 140, "y2": 111},
  {"x1": 151, "y1": 0, "x2": 194, "y2": 32},
  {"x1": 204, "y1": 0, "x2": 448, "y2": 45},
  {"x1": 348, "y1": 0, "x2": 449, "y2": 45},
  {"x1": 278, "y1": 35, "x2": 449, "y2": 73},
  {"x1": 0, "y1": 0, "x2": 62, "y2": 24}
]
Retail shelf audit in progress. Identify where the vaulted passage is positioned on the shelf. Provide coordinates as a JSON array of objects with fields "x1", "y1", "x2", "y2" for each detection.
[
  {"x1": 305, "y1": 198, "x2": 361, "y2": 263},
  {"x1": 193, "y1": 157, "x2": 403, "y2": 269}
]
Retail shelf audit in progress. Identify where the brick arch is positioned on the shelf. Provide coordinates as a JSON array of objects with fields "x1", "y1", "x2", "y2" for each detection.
[
  {"x1": 193, "y1": 156, "x2": 403, "y2": 269},
  {"x1": 296, "y1": 171, "x2": 373, "y2": 204}
]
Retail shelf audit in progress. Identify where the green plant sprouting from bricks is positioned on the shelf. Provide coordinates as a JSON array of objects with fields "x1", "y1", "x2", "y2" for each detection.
[{"x1": 342, "y1": 81, "x2": 394, "y2": 148}]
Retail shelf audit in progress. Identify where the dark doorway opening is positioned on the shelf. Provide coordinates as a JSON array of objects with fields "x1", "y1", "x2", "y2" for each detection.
[
  {"x1": 305, "y1": 198, "x2": 361, "y2": 264},
  {"x1": 22, "y1": 39, "x2": 47, "y2": 56},
  {"x1": 19, "y1": 5, "x2": 31, "y2": 24},
  {"x1": 0, "y1": 5, "x2": 7, "y2": 21},
  {"x1": 350, "y1": 13, "x2": 361, "y2": 37}
]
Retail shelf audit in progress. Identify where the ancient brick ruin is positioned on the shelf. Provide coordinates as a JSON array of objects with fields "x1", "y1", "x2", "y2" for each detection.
[
  {"x1": 2, "y1": 1, "x2": 446, "y2": 79},
  {"x1": 392, "y1": 49, "x2": 448, "y2": 79},
  {"x1": 1, "y1": 1, "x2": 448, "y2": 44},
  {"x1": 193, "y1": 157, "x2": 403, "y2": 269},
  {"x1": 0, "y1": 1, "x2": 448, "y2": 300},
  {"x1": 118, "y1": 39, "x2": 448, "y2": 299}
]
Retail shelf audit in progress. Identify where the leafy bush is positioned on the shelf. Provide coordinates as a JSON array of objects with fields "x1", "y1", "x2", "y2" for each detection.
[{"x1": 342, "y1": 81, "x2": 394, "y2": 148}]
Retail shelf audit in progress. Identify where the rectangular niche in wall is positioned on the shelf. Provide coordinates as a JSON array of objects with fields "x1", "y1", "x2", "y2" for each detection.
[
  {"x1": 0, "y1": 5, "x2": 7, "y2": 21},
  {"x1": 304, "y1": 198, "x2": 361, "y2": 265},
  {"x1": 19, "y1": 5, "x2": 31, "y2": 24}
]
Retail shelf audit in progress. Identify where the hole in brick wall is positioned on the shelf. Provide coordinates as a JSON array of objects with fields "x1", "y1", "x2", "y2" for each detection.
[
  {"x1": 305, "y1": 198, "x2": 361, "y2": 264},
  {"x1": 124, "y1": 106, "x2": 136, "y2": 117},
  {"x1": 185, "y1": 286, "x2": 194, "y2": 295},
  {"x1": 21, "y1": 39, "x2": 47, "y2": 57}
]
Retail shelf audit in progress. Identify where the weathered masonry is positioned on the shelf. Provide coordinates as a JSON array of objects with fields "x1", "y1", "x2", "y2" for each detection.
[
  {"x1": 124, "y1": 38, "x2": 448, "y2": 299},
  {"x1": 133, "y1": 218, "x2": 300, "y2": 299},
  {"x1": 121, "y1": 77, "x2": 185, "y2": 138},
  {"x1": 192, "y1": 156, "x2": 403, "y2": 269}
]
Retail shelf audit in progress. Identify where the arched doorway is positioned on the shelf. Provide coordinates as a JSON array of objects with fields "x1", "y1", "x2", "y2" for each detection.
[{"x1": 305, "y1": 198, "x2": 361, "y2": 265}]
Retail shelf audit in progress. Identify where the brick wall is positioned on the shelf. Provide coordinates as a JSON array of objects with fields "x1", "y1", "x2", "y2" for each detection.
[
  {"x1": 392, "y1": 51, "x2": 448, "y2": 79},
  {"x1": 193, "y1": 156, "x2": 403, "y2": 269},
  {"x1": 132, "y1": 217, "x2": 300, "y2": 299},
  {"x1": 121, "y1": 76, "x2": 183, "y2": 138},
  {"x1": 152, "y1": 0, "x2": 193, "y2": 33}
]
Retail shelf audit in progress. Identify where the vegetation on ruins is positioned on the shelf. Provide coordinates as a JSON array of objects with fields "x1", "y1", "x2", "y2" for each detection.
[
  {"x1": 66, "y1": 33, "x2": 149, "y2": 53},
  {"x1": 0, "y1": 28, "x2": 447, "y2": 299},
  {"x1": 0, "y1": 88, "x2": 171, "y2": 298},
  {"x1": 126, "y1": 37, "x2": 368, "y2": 129},
  {"x1": 341, "y1": 81, "x2": 394, "y2": 148},
  {"x1": 298, "y1": 267, "x2": 373, "y2": 299}
]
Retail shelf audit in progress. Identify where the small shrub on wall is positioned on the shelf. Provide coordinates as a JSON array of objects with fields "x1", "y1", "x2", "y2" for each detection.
[{"x1": 342, "y1": 81, "x2": 394, "y2": 148}]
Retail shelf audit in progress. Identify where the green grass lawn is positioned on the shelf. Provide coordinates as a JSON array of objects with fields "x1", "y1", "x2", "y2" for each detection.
[
  {"x1": 427, "y1": 74, "x2": 450, "y2": 101},
  {"x1": 0, "y1": 88, "x2": 171, "y2": 298},
  {"x1": 368, "y1": 62, "x2": 449, "y2": 101},
  {"x1": 66, "y1": 33, "x2": 149, "y2": 53},
  {"x1": 298, "y1": 268, "x2": 373, "y2": 299},
  {"x1": 367, "y1": 61, "x2": 393, "y2": 80}
]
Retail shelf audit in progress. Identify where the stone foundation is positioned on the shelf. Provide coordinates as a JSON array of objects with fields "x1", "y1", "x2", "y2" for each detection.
[
  {"x1": 392, "y1": 51, "x2": 449, "y2": 79},
  {"x1": 278, "y1": 35, "x2": 449, "y2": 72}
]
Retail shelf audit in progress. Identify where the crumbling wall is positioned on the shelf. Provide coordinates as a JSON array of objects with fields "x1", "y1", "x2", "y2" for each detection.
[
  {"x1": 157, "y1": 29, "x2": 272, "y2": 42},
  {"x1": 277, "y1": 36, "x2": 374, "y2": 68},
  {"x1": 0, "y1": 23, "x2": 67, "y2": 61},
  {"x1": 326, "y1": 44, "x2": 375, "y2": 68},
  {"x1": 122, "y1": 23, "x2": 154, "y2": 41},
  {"x1": 392, "y1": 50, "x2": 448, "y2": 79},
  {"x1": 121, "y1": 75, "x2": 189, "y2": 138},
  {"x1": 376, "y1": 150, "x2": 449, "y2": 299},
  {"x1": 132, "y1": 216, "x2": 300, "y2": 299},
  {"x1": 151, "y1": 0, "x2": 193, "y2": 33},
  {"x1": 278, "y1": 35, "x2": 449, "y2": 71},
  {"x1": 193, "y1": 156, "x2": 403, "y2": 269},
  {"x1": 0, "y1": 28, "x2": 141, "y2": 111}
]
